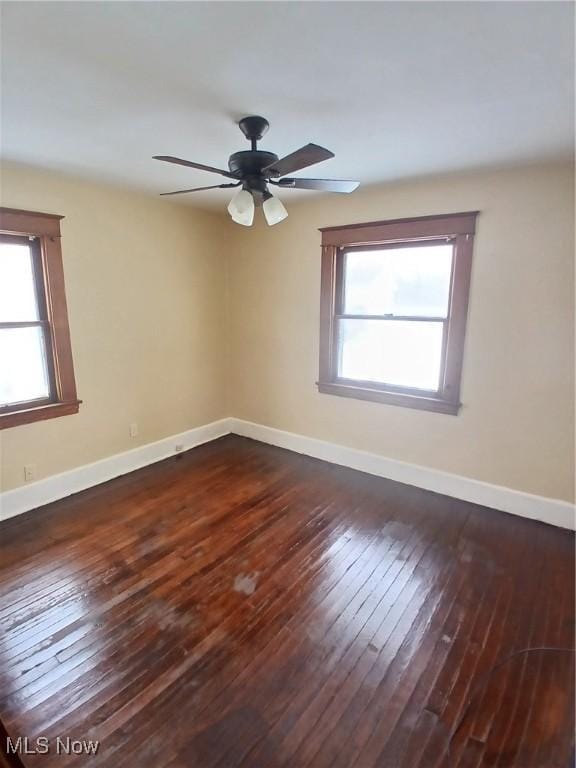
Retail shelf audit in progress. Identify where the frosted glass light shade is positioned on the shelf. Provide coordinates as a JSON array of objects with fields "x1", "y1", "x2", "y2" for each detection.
[
  {"x1": 228, "y1": 189, "x2": 254, "y2": 226},
  {"x1": 263, "y1": 194, "x2": 288, "y2": 226}
]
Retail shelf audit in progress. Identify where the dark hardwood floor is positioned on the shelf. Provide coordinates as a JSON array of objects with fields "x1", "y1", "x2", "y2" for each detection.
[{"x1": 0, "y1": 435, "x2": 574, "y2": 767}]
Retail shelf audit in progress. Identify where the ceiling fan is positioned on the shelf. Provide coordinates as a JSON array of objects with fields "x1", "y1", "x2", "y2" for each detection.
[{"x1": 154, "y1": 116, "x2": 360, "y2": 226}]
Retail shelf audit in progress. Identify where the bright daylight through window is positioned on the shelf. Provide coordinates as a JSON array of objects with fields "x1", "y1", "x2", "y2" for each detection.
[
  {"x1": 0, "y1": 208, "x2": 79, "y2": 429},
  {"x1": 0, "y1": 236, "x2": 52, "y2": 407},
  {"x1": 318, "y1": 213, "x2": 477, "y2": 414},
  {"x1": 339, "y1": 244, "x2": 453, "y2": 391}
]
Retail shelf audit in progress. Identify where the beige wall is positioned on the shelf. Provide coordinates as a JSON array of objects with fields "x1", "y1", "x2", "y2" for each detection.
[
  {"x1": 227, "y1": 163, "x2": 575, "y2": 502},
  {"x1": 1, "y1": 163, "x2": 227, "y2": 492}
]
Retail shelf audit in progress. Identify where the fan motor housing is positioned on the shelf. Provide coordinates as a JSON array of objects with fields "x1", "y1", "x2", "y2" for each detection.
[{"x1": 228, "y1": 150, "x2": 278, "y2": 178}]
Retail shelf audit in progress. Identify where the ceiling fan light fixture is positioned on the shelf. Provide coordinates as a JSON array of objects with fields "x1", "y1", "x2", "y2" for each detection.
[
  {"x1": 263, "y1": 193, "x2": 288, "y2": 226},
  {"x1": 227, "y1": 188, "x2": 254, "y2": 226}
]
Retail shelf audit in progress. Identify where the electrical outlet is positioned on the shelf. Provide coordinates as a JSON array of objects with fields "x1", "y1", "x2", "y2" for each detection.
[
  {"x1": 174, "y1": 444, "x2": 184, "y2": 453},
  {"x1": 129, "y1": 423, "x2": 138, "y2": 438},
  {"x1": 24, "y1": 464, "x2": 36, "y2": 483}
]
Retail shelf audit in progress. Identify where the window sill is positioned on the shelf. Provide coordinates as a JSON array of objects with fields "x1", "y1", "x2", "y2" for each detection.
[
  {"x1": 317, "y1": 381, "x2": 460, "y2": 415},
  {"x1": 0, "y1": 400, "x2": 81, "y2": 430}
]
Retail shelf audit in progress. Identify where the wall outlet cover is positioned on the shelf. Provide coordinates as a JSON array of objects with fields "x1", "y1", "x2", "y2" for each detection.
[{"x1": 24, "y1": 464, "x2": 36, "y2": 482}]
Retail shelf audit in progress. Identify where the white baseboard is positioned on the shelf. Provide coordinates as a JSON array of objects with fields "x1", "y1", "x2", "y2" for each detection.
[
  {"x1": 1, "y1": 416, "x2": 573, "y2": 530},
  {"x1": 0, "y1": 418, "x2": 231, "y2": 522},
  {"x1": 230, "y1": 418, "x2": 575, "y2": 531}
]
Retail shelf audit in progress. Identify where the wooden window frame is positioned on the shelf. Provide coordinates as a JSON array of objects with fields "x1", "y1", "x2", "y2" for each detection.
[
  {"x1": 0, "y1": 207, "x2": 80, "y2": 429},
  {"x1": 318, "y1": 212, "x2": 478, "y2": 415}
]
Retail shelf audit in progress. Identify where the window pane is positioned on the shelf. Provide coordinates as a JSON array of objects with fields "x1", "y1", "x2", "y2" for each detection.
[
  {"x1": 338, "y1": 319, "x2": 444, "y2": 391},
  {"x1": 0, "y1": 327, "x2": 51, "y2": 406},
  {"x1": 0, "y1": 240, "x2": 40, "y2": 321},
  {"x1": 343, "y1": 245, "x2": 453, "y2": 318}
]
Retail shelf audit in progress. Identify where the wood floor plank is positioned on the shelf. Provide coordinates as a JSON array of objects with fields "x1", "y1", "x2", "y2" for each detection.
[
  {"x1": 0, "y1": 435, "x2": 573, "y2": 768},
  {"x1": 99, "y1": 480, "x2": 393, "y2": 766},
  {"x1": 310, "y1": 508, "x2": 486, "y2": 768},
  {"x1": 250, "y1": 503, "x2": 461, "y2": 768}
]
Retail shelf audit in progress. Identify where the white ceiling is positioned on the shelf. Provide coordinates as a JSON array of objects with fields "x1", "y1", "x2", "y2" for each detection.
[{"x1": 1, "y1": 2, "x2": 573, "y2": 209}]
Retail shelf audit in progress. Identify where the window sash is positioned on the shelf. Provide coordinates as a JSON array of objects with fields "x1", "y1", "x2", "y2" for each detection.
[
  {"x1": 333, "y1": 317, "x2": 448, "y2": 394},
  {"x1": 338, "y1": 239, "x2": 455, "y2": 318},
  {"x1": 335, "y1": 313, "x2": 448, "y2": 321},
  {"x1": 0, "y1": 325, "x2": 56, "y2": 411},
  {"x1": 333, "y1": 241, "x2": 454, "y2": 394},
  {"x1": 0, "y1": 233, "x2": 46, "y2": 324},
  {"x1": 0, "y1": 234, "x2": 57, "y2": 409}
]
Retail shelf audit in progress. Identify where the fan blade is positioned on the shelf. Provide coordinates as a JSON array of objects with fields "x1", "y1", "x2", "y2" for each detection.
[
  {"x1": 153, "y1": 155, "x2": 237, "y2": 180},
  {"x1": 160, "y1": 183, "x2": 240, "y2": 196},
  {"x1": 263, "y1": 143, "x2": 334, "y2": 177},
  {"x1": 275, "y1": 178, "x2": 359, "y2": 193}
]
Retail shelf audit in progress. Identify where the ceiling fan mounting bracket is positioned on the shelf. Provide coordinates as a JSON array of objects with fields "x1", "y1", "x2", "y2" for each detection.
[{"x1": 238, "y1": 115, "x2": 270, "y2": 143}]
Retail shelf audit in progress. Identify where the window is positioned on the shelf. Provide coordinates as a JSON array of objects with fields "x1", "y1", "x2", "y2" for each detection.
[
  {"x1": 318, "y1": 212, "x2": 478, "y2": 414},
  {"x1": 0, "y1": 208, "x2": 79, "y2": 429}
]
